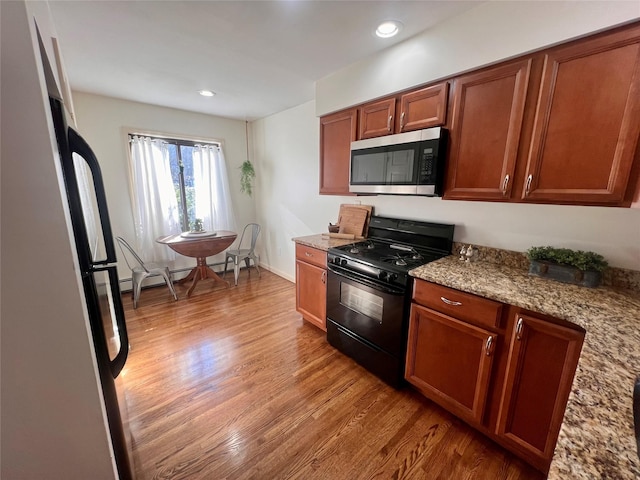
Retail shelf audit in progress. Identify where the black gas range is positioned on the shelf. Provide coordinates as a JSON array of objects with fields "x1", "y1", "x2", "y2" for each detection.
[{"x1": 326, "y1": 216, "x2": 454, "y2": 387}]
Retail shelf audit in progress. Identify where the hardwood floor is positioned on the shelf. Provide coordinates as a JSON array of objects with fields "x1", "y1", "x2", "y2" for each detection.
[{"x1": 120, "y1": 269, "x2": 543, "y2": 480}]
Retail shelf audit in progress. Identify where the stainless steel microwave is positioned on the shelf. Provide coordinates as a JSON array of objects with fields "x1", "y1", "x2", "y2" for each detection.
[{"x1": 349, "y1": 127, "x2": 447, "y2": 196}]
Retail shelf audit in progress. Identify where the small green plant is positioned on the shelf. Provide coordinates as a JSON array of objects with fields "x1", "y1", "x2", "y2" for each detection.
[
  {"x1": 192, "y1": 218, "x2": 204, "y2": 232},
  {"x1": 240, "y1": 160, "x2": 256, "y2": 196},
  {"x1": 526, "y1": 246, "x2": 608, "y2": 272}
]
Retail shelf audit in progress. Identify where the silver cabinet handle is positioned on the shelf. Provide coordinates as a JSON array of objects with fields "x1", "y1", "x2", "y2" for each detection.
[
  {"x1": 525, "y1": 174, "x2": 533, "y2": 196},
  {"x1": 485, "y1": 336, "x2": 494, "y2": 356},
  {"x1": 400, "y1": 112, "x2": 405, "y2": 130},
  {"x1": 440, "y1": 296, "x2": 462, "y2": 306},
  {"x1": 516, "y1": 317, "x2": 524, "y2": 340},
  {"x1": 387, "y1": 115, "x2": 392, "y2": 132},
  {"x1": 305, "y1": 252, "x2": 313, "y2": 257},
  {"x1": 502, "y1": 174, "x2": 510, "y2": 196},
  {"x1": 321, "y1": 271, "x2": 326, "y2": 284}
]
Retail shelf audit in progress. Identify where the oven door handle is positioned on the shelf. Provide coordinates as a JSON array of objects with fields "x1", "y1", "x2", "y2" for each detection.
[{"x1": 327, "y1": 265, "x2": 406, "y2": 295}]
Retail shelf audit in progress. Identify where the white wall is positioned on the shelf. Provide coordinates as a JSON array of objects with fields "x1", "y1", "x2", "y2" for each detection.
[
  {"x1": 1, "y1": 1, "x2": 117, "y2": 478},
  {"x1": 317, "y1": 0, "x2": 640, "y2": 115},
  {"x1": 72, "y1": 92, "x2": 257, "y2": 282},
  {"x1": 252, "y1": 100, "x2": 338, "y2": 279}
]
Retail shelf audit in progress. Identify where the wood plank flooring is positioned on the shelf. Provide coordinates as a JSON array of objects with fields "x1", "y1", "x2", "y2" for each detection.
[{"x1": 120, "y1": 269, "x2": 543, "y2": 480}]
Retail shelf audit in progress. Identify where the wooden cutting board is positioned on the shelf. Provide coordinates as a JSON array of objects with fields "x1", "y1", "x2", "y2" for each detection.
[
  {"x1": 338, "y1": 204, "x2": 373, "y2": 237},
  {"x1": 337, "y1": 205, "x2": 370, "y2": 237}
]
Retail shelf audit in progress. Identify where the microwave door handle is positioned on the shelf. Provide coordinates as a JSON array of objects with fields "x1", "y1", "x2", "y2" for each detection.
[{"x1": 68, "y1": 128, "x2": 117, "y2": 265}]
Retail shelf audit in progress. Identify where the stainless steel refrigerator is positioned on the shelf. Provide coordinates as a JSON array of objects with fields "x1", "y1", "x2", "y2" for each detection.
[{"x1": 49, "y1": 94, "x2": 134, "y2": 480}]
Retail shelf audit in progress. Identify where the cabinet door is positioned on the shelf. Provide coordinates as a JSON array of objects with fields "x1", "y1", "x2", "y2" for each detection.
[
  {"x1": 523, "y1": 26, "x2": 640, "y2": 204},
  {"x1": 295, "y1": 260, "x2": 327, "y2": 331},
  {"x1": 320, "y1": 108, "x2": 357, "y2": 195},
  {"x1": 358, "y1": 97, "x2": 395, "y2": 139},
  {"x1": 398, "y1": 82, "x2": 448, "y2": 132},
  {"x1": 405, "y1": 304, "x2": 497, "y2": 424},
  {"x1": 444, "y1": 59, "x2": 531, "y2": 200},
  {"x1": 496, "y1": 314, "x2": 584, "y2": 471}
]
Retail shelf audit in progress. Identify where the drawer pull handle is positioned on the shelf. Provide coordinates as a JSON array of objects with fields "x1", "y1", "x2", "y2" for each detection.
[
  {"x1": 305, "y1": 252, "x2": 313, "y2": 257},
  {"x1": 440, "y1": 296, "x2": 462, "y2": 306},
  {"x1": 516, "y1": 317, "x2": 524, "y2": 340},
  {"x1": 485, "y1": 336, "x2": 494, "y2": 356},
  {"x1": 321, "y1": 271, "x2": 326, "y2": 284}
]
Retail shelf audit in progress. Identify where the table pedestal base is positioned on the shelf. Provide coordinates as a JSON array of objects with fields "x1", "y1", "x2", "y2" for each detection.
[{"x1": 178, "y1": 257, "x2": 230, "y2": 297}]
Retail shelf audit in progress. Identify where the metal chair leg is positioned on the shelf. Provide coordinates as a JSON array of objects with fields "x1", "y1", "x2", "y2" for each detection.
[
  {"x1": 222, "y1": 254, "x2": 230, "y2": 279},
  {"x1": 133, "y1": 276, "x2": 143, "y2": 309},
  {"x1": 233, "y1": 258, "x2": 240, "y2": 286},
  {"x1": 161, "y1": 268, "x2": 178, "y2": 301}
]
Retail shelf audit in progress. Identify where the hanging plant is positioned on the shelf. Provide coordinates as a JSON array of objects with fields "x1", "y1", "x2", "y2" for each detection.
[
  {"x1": 240, "y1": 160, "x2": 256, "y2": 196},
  {"x1": 240, "y1": 121, "x2": 256, "y2": 196}
]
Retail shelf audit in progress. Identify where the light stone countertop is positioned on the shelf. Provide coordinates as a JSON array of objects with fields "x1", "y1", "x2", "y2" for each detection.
[
  {"x1": 410, "y1": 256, "x2": 640, "y2": 479},
  {"x1": 292, "y1": 234, "x2": 356, "y2": 251}
]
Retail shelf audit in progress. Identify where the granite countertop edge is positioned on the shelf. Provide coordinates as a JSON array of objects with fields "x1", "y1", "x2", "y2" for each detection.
[
  {"x1": 292, "y1": 234, "x2": 355, "y2": 251},
  {"x1": 409, "y1": 255, "x2": 640, "y2": 330}
]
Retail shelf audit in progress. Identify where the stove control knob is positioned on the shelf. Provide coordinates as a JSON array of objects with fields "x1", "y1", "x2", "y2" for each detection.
[
  {"x1": 388, "y1": 273, "x2": 398, "y2": 282},
  {"x1": 379, "y1": 271, "x2": 388, "y2": 281},
  {"x1": 340, "y1": 259, "x2": 348, "y2": 267}
]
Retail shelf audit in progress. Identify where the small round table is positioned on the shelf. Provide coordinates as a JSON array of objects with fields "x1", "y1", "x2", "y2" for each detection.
[{"x1": 156, "y1": 231, "x2": 237, "y2": 297}]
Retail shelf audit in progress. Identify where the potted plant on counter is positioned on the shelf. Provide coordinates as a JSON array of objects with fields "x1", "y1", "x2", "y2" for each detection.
[{"x1": 526, "y1": 246, "x2": 608, "y2": 288}]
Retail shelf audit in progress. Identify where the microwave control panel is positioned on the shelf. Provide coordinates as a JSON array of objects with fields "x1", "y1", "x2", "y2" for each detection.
[{"x1": 420, "y1": 147, "x2": 435, "y2": 180}]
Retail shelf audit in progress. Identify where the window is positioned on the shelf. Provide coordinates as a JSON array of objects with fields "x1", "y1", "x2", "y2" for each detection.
[
  {"x1": 128, "y1": 133, "x2": 236, "y2": 261},
  {"x1": 165, "y1": 140, "x2": 201, "y2": 232}
]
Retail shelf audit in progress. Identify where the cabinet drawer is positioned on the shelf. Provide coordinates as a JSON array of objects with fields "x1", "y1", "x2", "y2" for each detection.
[
  {"x1": 413, "y1": 280, "x2": 502, "y2": 329},
  {"x1": 295, "y1": 244, "x2": 327, "y2": 269}
]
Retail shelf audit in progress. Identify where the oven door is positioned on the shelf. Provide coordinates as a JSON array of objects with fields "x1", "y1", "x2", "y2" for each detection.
[{"x1": 326, "y1": 267, "x2": 407, "y2": 357}]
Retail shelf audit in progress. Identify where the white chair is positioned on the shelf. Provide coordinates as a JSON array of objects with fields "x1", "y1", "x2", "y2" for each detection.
[
  {"x1": 116, "y1": 236, "x2": 178, "y2": 308},
  {"x1": 223, "y1": 223, "x2": 261, "y2": 286}
]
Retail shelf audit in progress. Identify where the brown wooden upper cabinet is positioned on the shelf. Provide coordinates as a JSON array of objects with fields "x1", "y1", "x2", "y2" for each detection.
[
  {"x1": 358, "y1": 97, "x2": 396, "y2": 139},
  {"x1": 522, "y1": 24, "x2": 640, "y2": 204},
  {"x1": 358, "y1": 82, "x2": 449, "y2": 140},
  {"x1": 397, "y1": 83, "x2": 448, "y2": 133},
  {"x1": 320, "y1": 108, "x2": 357, "y2": 195},
  {"x1": 444, "y1": 60, "x2": 531, "y2": 200}
]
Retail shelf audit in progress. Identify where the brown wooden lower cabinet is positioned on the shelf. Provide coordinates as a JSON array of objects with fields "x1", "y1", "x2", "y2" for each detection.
[
  {"x1": 295, "y1": 244, "x2": 328, "y2": 331},
  {"x1": 495, "y1": 313, "x2": 584, "y2": 471},
  {"x1": 405, "y1": 304, "x2": 496, "y2": 424},
  {"x1": 406, "y1": 279, "x2": 585, "y2": 474}
]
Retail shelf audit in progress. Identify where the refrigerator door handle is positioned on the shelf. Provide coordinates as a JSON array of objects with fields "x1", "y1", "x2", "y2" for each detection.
[
  {"x1": 95, "y1": 265, "x2": 130, "y2": 378},
  {"x1": 68, "y1": 127, "x2": 117, "y2": 265}
]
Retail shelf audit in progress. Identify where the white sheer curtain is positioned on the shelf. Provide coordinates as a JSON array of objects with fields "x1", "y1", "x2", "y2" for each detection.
[
  {"x1": 129, "y1": 136, "x2": 181, "y2": 261},
  {"x1": 193, "y1": 144, "x2": 236, "y2": 232}
]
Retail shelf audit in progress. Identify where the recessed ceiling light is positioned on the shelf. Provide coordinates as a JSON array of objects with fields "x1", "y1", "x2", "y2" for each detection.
[
  {"x1": 375, "y1": 21, "x2": 402, "y2": 38},
  {"x1": 198, "y1": 90, "x2": 216, "y2": 97}
]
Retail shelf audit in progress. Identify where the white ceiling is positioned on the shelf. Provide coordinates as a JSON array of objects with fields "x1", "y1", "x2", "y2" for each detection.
[{"x1": 49, "y1": 1, "x2": 481, "y2": 121}]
